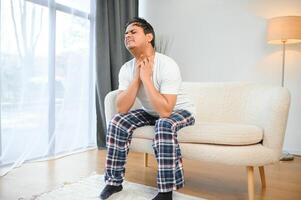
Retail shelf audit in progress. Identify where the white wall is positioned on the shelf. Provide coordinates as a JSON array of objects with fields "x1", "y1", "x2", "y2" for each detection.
[{"x1": 139, "y1": 0, "x2": 301, "y2": 155}]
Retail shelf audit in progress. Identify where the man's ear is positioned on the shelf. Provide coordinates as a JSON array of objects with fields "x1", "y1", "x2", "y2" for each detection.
[{"x1": 146, "y1": 33, "x2": 153, "y2": 44}]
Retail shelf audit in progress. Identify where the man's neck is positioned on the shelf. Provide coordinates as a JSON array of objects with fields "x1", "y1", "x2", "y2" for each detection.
[{"x1": 131, "y1": 46, "x2": 155, "y2": 60}]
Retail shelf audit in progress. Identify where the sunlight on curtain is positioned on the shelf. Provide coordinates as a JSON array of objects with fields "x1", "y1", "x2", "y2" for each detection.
[
  {"x1": 0, "y1": 0, "x2": 96, "y2": 176},
  {"x1": 54, "y1": 11, "x2": 92, "y2": 154}
]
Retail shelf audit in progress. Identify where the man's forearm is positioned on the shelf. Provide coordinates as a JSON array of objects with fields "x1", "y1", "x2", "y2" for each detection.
[
  {"x1": 142, "y1": 79, "x2": 172, "y2": 117},
  {"x1": 116, "y1": 79, "x2": 140, "y2": 113}
]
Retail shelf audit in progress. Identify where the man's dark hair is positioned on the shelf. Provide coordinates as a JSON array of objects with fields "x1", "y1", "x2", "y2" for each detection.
[{"x1": 125, "y1": 17, "x2": 155, "y2": 48}]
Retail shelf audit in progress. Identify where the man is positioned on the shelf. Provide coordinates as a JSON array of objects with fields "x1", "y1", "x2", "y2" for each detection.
[{"x1": 100, "y1": 17, "x2": 196, "y2": 200}]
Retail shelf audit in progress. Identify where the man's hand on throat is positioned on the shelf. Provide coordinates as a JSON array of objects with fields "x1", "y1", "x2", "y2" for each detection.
[{"x1": 140, "y1": 55, "x2": 154, "y2": 83}]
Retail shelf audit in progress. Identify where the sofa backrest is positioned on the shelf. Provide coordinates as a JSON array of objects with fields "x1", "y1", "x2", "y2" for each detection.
[{"x1": 181, "y1": 82, "x2": 289, "y2": 124}]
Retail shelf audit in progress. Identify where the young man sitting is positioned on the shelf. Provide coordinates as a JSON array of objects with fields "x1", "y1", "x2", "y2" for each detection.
[{"x1": 100, "y1": 17, "x2": 196, "y2": 200}]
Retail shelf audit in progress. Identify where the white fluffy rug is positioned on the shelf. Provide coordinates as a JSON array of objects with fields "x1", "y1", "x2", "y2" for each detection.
[{"x1": 31, "y1": 174, "x2": 205, "y2": 200}]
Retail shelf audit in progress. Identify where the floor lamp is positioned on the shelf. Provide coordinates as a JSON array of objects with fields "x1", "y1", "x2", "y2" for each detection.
[{"x1": 267, "y1": 16, "x2": 301, "y2": 161}]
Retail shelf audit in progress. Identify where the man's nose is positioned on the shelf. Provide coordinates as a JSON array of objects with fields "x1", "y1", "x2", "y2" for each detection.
[{"x1": 126, "y1": 35, "x2": 133, "y2": 41}]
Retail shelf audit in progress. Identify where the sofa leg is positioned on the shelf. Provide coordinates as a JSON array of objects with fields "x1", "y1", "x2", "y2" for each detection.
[
  {"x1": 144, "y1": 153, "x2": 148, "y2": 167},
  {"x1": 247, "y1": 166, "x2": 255, "y2": 200},
  {"x1": 258, "y1": 166, "x2": 266, "y2": 188}
]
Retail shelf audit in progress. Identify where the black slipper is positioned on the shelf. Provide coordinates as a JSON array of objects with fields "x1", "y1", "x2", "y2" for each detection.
[
  {"x1": 99, "y1": 184, "x2": 123, "y2": 199},
  {"x1": 152, "y1": 191, "x2": 173, "y2": 200}
]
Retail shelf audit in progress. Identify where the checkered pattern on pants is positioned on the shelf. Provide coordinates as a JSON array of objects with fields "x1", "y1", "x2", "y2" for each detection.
[{"x1": 104, "y1": 109, "x2": 195, "y2": 192}]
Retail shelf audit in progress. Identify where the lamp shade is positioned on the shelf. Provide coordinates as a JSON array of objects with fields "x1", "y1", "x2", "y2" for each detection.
[{"x1": 267, "y1": 16, "x2": 301, "y2": 44}]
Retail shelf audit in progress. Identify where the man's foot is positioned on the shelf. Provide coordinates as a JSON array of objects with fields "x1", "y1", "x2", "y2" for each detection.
[
  {"x1": 152, "y1": 191, "x2": 173, "y2": 200},
  {"x1": 99, "y1": 185, "x2": 123, "y2": 199}
]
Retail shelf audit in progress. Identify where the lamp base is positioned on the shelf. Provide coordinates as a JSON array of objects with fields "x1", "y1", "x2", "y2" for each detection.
[{"x1": 280, "y1": 151, "x2": 294, "y2": 161}]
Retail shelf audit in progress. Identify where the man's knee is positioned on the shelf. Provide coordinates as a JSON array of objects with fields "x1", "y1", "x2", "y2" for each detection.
[
  {"x1": 108, "y1": 112, "x2": 134, "y2": 136},
  {"x1": 155, "y1": 118, "x2": 175, "y2": 133},
  {"x1": 109, "y1": 112, "x2": 131, "y2": 126}
]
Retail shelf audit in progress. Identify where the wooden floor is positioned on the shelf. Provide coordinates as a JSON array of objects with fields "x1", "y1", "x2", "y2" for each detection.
[{"x1": 0, "y1": 149, "x2": 301, "y2": 200}]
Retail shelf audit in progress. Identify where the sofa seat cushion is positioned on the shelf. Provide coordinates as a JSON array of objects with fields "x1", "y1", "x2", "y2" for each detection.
[{"x1": 132, "y1": 122, "x2": 263, "y2": 145}]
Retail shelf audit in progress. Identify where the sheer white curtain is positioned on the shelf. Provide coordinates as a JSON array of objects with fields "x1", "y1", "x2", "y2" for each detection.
[{"x1": 0, "y1": 0, "x2": 96, "y2": 176}]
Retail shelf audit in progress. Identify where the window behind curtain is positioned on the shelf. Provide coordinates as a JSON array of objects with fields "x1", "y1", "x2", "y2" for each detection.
[{"x1": 0, "y1": 0, "x2": 96, "y2": 175}]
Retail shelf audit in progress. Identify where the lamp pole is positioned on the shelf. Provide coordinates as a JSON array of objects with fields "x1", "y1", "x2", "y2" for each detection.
[{"x1": 279, "y1": 40, "x2": 294, "y2": 161}]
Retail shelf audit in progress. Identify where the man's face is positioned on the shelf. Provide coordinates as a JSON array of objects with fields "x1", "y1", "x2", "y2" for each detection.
[{"x1": 124, "y1": 23, "x2": 152, "y2": 50}]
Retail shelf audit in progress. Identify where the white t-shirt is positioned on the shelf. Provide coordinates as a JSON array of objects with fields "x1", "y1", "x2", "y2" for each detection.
[{"x1": 118, "y1": 52, "x2": 196, "y2": 117}]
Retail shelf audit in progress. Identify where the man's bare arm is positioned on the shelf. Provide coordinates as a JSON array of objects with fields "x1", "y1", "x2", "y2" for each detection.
[
  {"x1": 143, "y1": 79, "x2": 176, "y2": 118},
  {"x1": 116, "y1": 57, "x2": 144, "y2": 113},
  {"x1": 116, "y1": 78, "x2": 140, "y2": 113}
]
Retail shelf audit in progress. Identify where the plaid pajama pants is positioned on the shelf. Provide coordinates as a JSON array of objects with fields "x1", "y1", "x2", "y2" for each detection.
[{"x1": 104, "y1": 108, "x2": 195, "y2": 192}]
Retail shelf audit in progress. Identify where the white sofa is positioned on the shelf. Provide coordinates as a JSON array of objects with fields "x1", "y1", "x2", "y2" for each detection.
[{"x1": 104, "y1": 82, "x2": 291, "y2": 200}]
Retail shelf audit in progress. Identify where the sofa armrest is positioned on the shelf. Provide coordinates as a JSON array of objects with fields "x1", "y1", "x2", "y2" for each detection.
[
  {"x1": 245, "y1": 86, "x2": 291, "y2": 158},
  {"x1": 104, "y1": 90, "x2": 119, "y2": 126}
]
